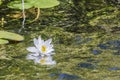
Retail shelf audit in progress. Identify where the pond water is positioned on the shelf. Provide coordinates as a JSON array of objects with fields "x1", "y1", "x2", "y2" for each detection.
[
  {"x1": 0, "y1": 27, "x2": 120, "y2": 80},
  {"x1": 0, "y1": 0, "x2": 120, "y2": 80}
]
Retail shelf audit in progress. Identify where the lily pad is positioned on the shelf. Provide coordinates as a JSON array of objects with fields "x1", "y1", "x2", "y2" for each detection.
[
  {"x1": 0, "y1": 0, "x2": 2, "y2": 5},
  {"x1": 8, "y1": 0, "x2": 33, "y2": 9},
  {"x1": 0, "y1": 39, "x2": 9, "y2": 44},
  {"x1": 8, "y1": 0, "x2": 60, "y2": 9},
  {"x1": 33, "y1": 0, "x2": 60, "y2": 8},
  {"x1": 0, "y1": 31, "x2": 24, "y2": 41}
]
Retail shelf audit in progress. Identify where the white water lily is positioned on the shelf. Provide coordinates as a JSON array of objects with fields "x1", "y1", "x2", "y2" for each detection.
[
  {"x1": 26, "y1": 36, "x2": 56, "y2": 65},
  {"x1": 27, "y1": 36, "x2": 54, "y2": 56}
]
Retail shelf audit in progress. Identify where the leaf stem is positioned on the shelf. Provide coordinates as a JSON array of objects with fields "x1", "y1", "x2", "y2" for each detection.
[{"x1": 28, "y1": 7, "x2": 41, "y2": 23}]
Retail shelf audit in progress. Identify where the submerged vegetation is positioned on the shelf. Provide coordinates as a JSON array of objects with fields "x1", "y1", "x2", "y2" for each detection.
[
  {"x1": 0, "y1": 26, "x2": 120, "y2": 80},
  {"x1": 0, "y1": 0, "x2": 120, "y2": 80}
]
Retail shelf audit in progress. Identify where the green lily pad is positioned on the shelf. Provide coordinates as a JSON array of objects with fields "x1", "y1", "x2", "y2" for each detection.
[
  {"x1": 0, "y1": 0, "x2": 2, "y2": 5},
  {"x1": 8, "y1": 0, "x2": 33, "y2": 9},
  {"x1": 33, "y1": 0, "x2": 60, "y2": 8},
  {"x1": 0, "y1": 39, "x2": 9, "y2": 44},
  {"x1": 0, "y1": 31, "x2": 24, "y2": 41},
  {"x1": 8, "y1": 0, "x2": 60, "y2": 9}
]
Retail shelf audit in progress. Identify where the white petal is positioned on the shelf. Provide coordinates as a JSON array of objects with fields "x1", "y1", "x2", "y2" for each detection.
[
  {"x1": 46, "y1": 49, "x2": 54, "y2": 54},
  {"x1": 45, "y1": 61, "x2": 56, "y2": 65},
  {"x1": 33, "y1": 38, "x2": 42, "y2": 52},
  {"x1": 26, "y1": 47, "x2": 38, "y2": 52},
  {"x1": 45, "y1": 56, "x2": 53, "y2": 61},
  {"x1": 26, "y1": 54, "x2": 36, "y2": 60},
  {"x1": 45, "y1": 56, "x2": 56, "y2": 65},
  {"x1": 32, "y1": 52, "x2": 39, "y2": 56},
  {"x1": 51, "y1": 61, "x2": 56, "y2": 65},
  {"x1": 33, "y1": 38, "x2": 39, "y2": 47},
  {"x1": 38, "y1": 36, "x2": 44, "y2": 44},
  {"x1": 46, "y1": 44, "x2": 53, "y2": 49},
  {"x1": 34, "y1": 56, "x2": 41, "y2": 63},
  {"x1": 38, "y1": 36, "x2": 41, "y2": 41},
  {"x1": 45, "y1": 38, "x2": 52, "y2": 44}
]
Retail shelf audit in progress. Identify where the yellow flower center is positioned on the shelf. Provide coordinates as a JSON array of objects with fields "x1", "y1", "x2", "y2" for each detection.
[
  {"x1": 40, "y1": 59, "x2": 45, "y2": 64},
  {"x1": 41, "y1": 45, "x2": 46, "y2": 53}
]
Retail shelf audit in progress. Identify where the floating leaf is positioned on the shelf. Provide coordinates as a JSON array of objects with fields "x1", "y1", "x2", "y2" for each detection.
[
  {"x1": 0, "y1": 39, "x2": 9, "y2": 44},
  {"x1": 33, "y1": 0, "x2": 60, "y2": 8},
  {"x1": 8, "y1": 0, "x2": 60, "y2": 9},
  {"x1": 0, "y1": 0, "x2": 2, "y2": 5},
  {"x1": 8, "y1": 0, "x2": 33, "y2": 9},
  {"x1": 0, "y1": 31, "x2": 24, "y2": 41}
]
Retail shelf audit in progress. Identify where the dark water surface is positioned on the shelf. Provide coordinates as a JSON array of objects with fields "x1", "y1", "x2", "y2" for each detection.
[{"x1": 0, "y1": 0, "x2": 120, "y2": 80}]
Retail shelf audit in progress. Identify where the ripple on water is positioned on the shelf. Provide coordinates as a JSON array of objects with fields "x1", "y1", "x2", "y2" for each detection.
[
  {"x1": 49, "y1": 73, "x2": 82, "y2": 80},
  {"x1": 97, "y1": 44, "x2": 109, "y2": 49},
  {"x1": 87, "y1": 58, "x2": 101, "y2": 63},
  {"x1": 113, "y1": 50, "x2": 120, "y2": 55},
  {"x1": 97, "y1": 40, "x2": 120, "y2": 56},
  {"x1": 108, "y1": 67, "x2": 120, "y2": 71},
  {"x1": 74, "y1": 36, "x2": 92, "y2": 45},
  {"x1": 57, "y1": 73, "x2": 81, "y2": 80},
  {"x1": 98, "y1": 40, "x2": 120, "y2": 50},
  {"x1": 106, "y1": 40, "x2": 120, "y2": 47},
  {"x1": 92, "y1": 49, "x2": 102, "y2": 55},
  {"x1": 78, "y1": 62, "x2": 96, "y2": 69}
]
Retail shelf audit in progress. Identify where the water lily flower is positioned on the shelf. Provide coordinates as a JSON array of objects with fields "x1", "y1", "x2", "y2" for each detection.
[
  {"x1": 27, "y1": 36, "x2": 55, "y2": 56},
  {"x1": 26, "y1": 36, "x2": 56, "y2": 65}
]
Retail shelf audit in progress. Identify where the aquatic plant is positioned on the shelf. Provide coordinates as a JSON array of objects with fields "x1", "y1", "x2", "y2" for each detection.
[
  {"x1": 26, "y1": 36, "x2": 56, "y2": 65},
  {"x1": 8, "y1": 0, "x2": 60, "y2": 9},
  {"x1": 0, "y1": 0, "x2": 2, "y2": 5},
  {"x1": 27, "y1": 36, "x2": 55, "y2": 56},
  {"x1": 0, "y1": 31, "x2": 24, "y2": 44},
  {"x1": 7, "y1": 0, "x2": 60, "y2": 22}
]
